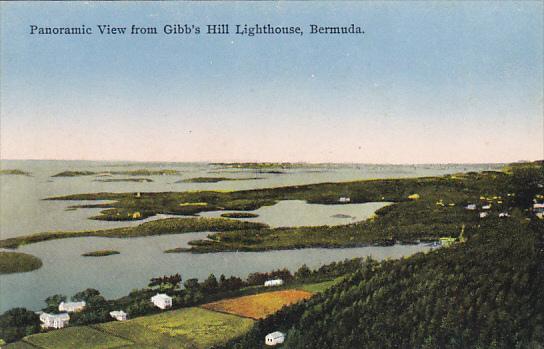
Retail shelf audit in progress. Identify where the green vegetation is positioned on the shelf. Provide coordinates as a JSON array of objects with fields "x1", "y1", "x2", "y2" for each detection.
[
  {"x1": 4, "y1": 257, "x2": 359, "y2": 345},
  {"x1": 16, "y1": 308, "x2": 254, "y2": 349},
  {"x1": 0, "y1": 218, "x2": 267, "y2": 249},
  {"x1": 220, "y1": 212, "x2": 259, "y2": 218},
  {"x1": 178, "y1": 202, "x2": 208, "y2": 206},
  {"x1": 31, "y1": 162, "x2": 542, "y2": 252},
  {"x1": 100, "y1": 307, "x2": 254, "y2": 348},
  {"x1": 23, "y1": 326, "x2": 132, "y2": 349},
  {"x1": 0, "y1": 169, "x2": 31, "y2": 176},
  {"x1": 0, "y1": 308, "x2": 40, "y2": 344},
  {"x1": 52, "y1": 169, "x2": 179, "y2": 177},
  {"x1": 163, "y1": 247, "x2": 191, "y2": 253},
  {"x1": 178, "y1": 167, "x2": 544, "y2": 252},
  {"x1": 331, "y1": 213, "x2": 354, "y2": 219},
  {"x1": 222, "y1": 218, "x2": 544, "y2": 349},
  {"x1": 0, "y1": 252, "x2": 42, "y2": 274},
  {"x1": 297, "y1": 277, "x2": 344, "y2": 293},
  {"x1": 82, "y1": 250, "x2": 120, "y2": 257},
  {"x1": 4, "y1": 341, "x2": 36, "y2": 348},
  {"x1": 179, "y1": 176, "x2": 261, "y2": 183},
  {"x1": 4, "y1": 162, "x2": 543, "y2": 348},
  {"x1": 52, "y1": 171, "x2": 96, "y2": 177},
  {"x1": 94, "y1": 178, "x2": 153, "y2": 183}
]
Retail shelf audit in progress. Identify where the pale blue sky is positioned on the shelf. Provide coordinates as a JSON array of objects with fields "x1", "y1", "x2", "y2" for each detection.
[{"x1": 1, "y1": 1, "x2": 542, "y2": 163}]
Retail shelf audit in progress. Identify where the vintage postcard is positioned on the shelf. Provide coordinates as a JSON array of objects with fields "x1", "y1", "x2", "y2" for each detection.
[{"x1": 0, "y1": 2, "x2": 542, "y2": 348}]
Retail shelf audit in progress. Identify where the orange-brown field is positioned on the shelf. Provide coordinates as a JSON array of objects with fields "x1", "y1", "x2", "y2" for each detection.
[{"x1": 201, "y1": 289, "x2": 313, "y2": 319}]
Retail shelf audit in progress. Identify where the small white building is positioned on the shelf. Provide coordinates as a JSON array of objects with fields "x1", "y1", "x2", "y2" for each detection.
[
  {"x1": 338, "y1": 197, "x2": 351, "y2": 203},
  {"x1": 480, "y1": 212, "x2": 488, "y2": 218},
  {"x1": 499, "y1": 212, "x2": 510, "y2": 218},
  {"x1": 465, "y1": 204, "x2": 477, "y2": 210},
  {"x1": 482, "y1": 205, "x2": 492, "y2": 210},
  {"x1": 534, "y1": 203, "x2": 544, "y2": 219},
  {"x1": 264, "y1": 279, "x2": 284, "y2": 287},
  {"x1": 151, "y1": 293, "x2": 172, "y2": 309},
  {"x1": 40, "y1": 313, "x2": 70, "y2": 329},
  {"x1": 265, "y1": 331, "x2": 285, "y2": 346},
  {"x1": 109, "y1": 310, "x2": 127, "y2": 321},
  {"x1": 58, "y1": 301, "x2": 86, "y2": 313}
]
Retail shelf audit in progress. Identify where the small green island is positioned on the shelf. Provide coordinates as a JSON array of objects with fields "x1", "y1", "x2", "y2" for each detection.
[
  {"x1": 331, "y1": 214, "x2": 355, "y2": 219},
  {"x1": 94, "y1": 178, "x2": 153, "y2": 183},
  {"x1": 0, "y1": 169, "x2": 31, "y2": 176},
  {"x1": 220, "y1": 212, "x2": 259, "y2": 218},
  {"x1": 0, "y1": 218, "x2": 267, "y2": 249},
  {"x1": 178, "y1": 177, "x2": 261, "y2": 183},
  {"x1": 81, "y1": 250, "x2": 120, "y2": 257},
  {"x1": 0, "y1": 252, "x2": 42, "y2": 274},
  {"x1": 52, "y1": 169, "x2": 179, "y2": 177}
]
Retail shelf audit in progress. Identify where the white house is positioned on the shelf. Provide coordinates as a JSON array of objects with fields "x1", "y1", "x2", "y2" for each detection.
[
  {"x1": 151, "y1": 293, "x2": 172, "y2": 309},
  {"x1": 465, "y1": 204, "x2": 477, "y2": 210},
  {"x1": 534, "y1": 203, "x2": 544, "y2": 219},
  {"x1": 499, "y1": 212, "x2": 510, "y2": 218},
  {"x1": 264, "y1": 279, "x2": 284, "y2": 287},
  {"x1": 338, "y1": 197, "x2": 351, "y2": 203},
  {"x1": 533, "y1": 203, "x2": 544, "y2": 211},
  {"x1": 40, "y1": 313, "x2": 70, "y2": 329},
  {"x1": 265, "y1": 331, "x2": 285, "y2": 346},
  {"x1": 109, "y1": 310, "x2": 127, "y2": 321},
  {"x1": 482, "y1": 205, "x2": 492, "y2": 210},
  {"x1": 58, "y1": 301, "x2": 86, "y2": 313},
  {"x1": 480, "y1": 212, "x2": 488, "y2": 218}
]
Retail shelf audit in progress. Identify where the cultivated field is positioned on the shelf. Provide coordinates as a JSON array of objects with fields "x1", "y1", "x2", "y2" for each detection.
[
  {"x1": 201, "y1": 289, "x2": 313, "y2": 319},
  {"x1": 95, "y1": 307, "x2": 254, "y2": 349},
  {"x1": 4, "y1": 342, "x2": 39, "y2": 349},
  {"x1": 23, "y1": 326, "x2": 131, "y2": 349},
  {"x1": 15, "y1": 308, "x2": 253, "y2": 349}
]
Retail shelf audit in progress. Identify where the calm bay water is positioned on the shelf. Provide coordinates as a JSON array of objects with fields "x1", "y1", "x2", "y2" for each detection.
[{"x1": 0, "y1": 160, "x2": 501, "y2": 312}]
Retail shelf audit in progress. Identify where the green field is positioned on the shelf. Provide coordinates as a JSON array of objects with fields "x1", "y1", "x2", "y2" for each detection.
[
  {"x1": 104, "y1": 308, "x2": 253, "y2": 348},
  {"x1": 15, "y1": 308, "x2": 254, "y2": 349},
  {"x1": 23, "y1": 326, "x2": 131, "y2": 349},
  {"x1": 297, "y1": 277, "x2": 344, "y2": 293},
  {"x1": 4, "y1": 341, "x2": 37, "y2": 349},
  {"x1": 96, "y1": 307, "x2": 254, "y2": 349}
]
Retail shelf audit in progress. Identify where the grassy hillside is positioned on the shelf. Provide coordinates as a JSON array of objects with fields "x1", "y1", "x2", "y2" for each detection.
[
  {"x1": 23, "y1": 326, "x2": 131, "y2": 349},
  {"x1": 15, "y1": 307, "x2": 254, "y2": 349}
]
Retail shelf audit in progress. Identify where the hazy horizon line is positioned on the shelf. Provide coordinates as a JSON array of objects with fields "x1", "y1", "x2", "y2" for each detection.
[{"x1": 3, "y1": 157, "x2": 540, "y2": 166}]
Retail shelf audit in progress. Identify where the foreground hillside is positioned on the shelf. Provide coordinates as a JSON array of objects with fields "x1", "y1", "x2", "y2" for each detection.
[
  {"x1": 9, "y1": 307, "x2": 253, "y2": 349},
  {"x1": 223, "y1": 218, "x2": 544, "y2": 348}
]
